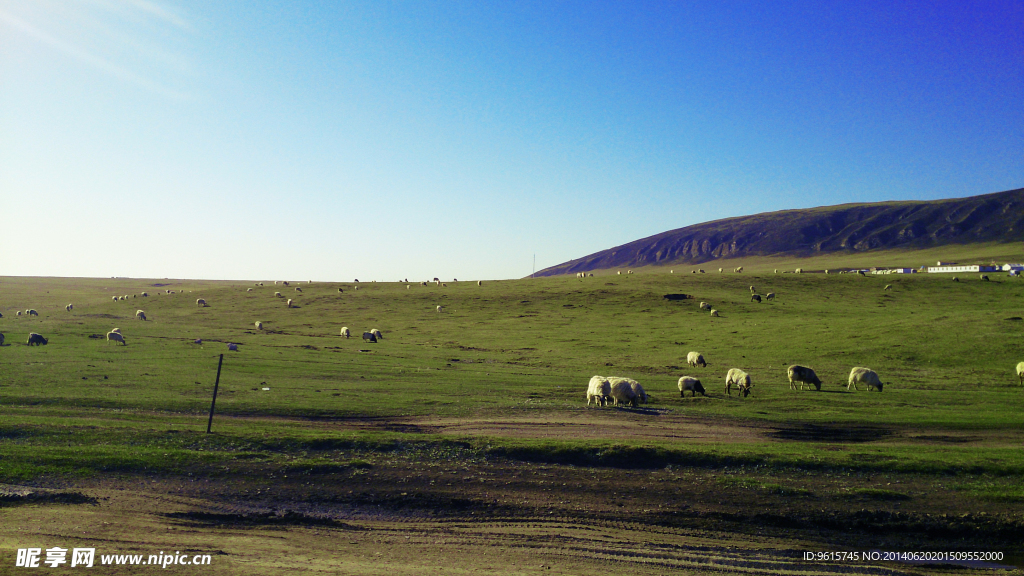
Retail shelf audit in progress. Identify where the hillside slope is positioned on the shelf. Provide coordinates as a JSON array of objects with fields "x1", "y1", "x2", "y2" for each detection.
[{"x1": 537, "y1": 187, "x2": 1024, "y2": 276}]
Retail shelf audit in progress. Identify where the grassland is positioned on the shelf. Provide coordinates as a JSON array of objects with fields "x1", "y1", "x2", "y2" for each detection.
[{"x1": 2, "y1": 262, "x2": 1024, "y2": 574}]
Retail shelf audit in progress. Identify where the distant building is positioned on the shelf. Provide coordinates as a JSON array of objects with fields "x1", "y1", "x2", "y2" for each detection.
[{"x1": 927, "y1": 265, "x2": 999, "y2": 274}]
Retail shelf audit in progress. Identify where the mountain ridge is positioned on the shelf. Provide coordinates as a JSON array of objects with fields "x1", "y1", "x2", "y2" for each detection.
[{"x1": 535, "y1": 187, "x2": 1024, "y2": 276}]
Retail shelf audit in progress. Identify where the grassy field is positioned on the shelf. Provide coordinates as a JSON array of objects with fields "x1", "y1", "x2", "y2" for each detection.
[{"x1": 2, "y1": 257, "x2": 1024, "y2": 574}]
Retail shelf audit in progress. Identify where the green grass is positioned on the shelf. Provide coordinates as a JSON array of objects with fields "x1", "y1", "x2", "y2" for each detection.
[{"x1": 1, "y1": 263, "x2": 1024, "y2": 481}]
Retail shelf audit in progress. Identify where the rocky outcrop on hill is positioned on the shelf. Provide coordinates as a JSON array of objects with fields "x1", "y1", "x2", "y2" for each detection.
[{"x1": 535, "y1": 188, "x2": 1024, "y2": 276}]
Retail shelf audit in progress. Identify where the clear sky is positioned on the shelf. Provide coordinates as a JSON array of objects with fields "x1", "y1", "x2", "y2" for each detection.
[{"x1": 2, "y1": 1, "x2": 1021, "y2": 281}]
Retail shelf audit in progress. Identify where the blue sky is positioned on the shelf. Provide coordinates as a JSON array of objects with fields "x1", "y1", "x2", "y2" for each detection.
[{"x1": 1, "y1": 1, "x2": 1020, "y2": 281}]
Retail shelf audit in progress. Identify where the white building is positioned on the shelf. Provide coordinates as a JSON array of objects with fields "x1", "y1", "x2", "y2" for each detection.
[{"x1": 927, "y1": 265, "x2": 1000, "y2": 274}]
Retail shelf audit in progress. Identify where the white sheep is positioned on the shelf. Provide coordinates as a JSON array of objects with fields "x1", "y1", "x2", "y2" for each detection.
[
  {"x1": 26, "y1": 309, "x2": 38, "y2": 316},
  {"x1": 370, "y1": 329, "x2": 383, "y2": 340},
  {"x1": 141, "y1": 292, "x2": 148, "y2": 297},
  {"x1": 586, "y1": 375, "x2": 611, "y2": 406},
  {"x1": 766, "y1": 292, "x2": 775, "y2": 301},
  {"x1": 734, "y1": 267, "x2": 743, "y2": 273},
  {"x1": 106, "y1": 331, "x2": 127, "y2": 346},
  {"x1": 436, "y1": 306, "x2": 444, "y2": 313},
  {"x1": 66, "y1": 304, "x2": 73, "y2": 311},
  {"x1": 795, "y1": 268, "x2": 803, "y2": 273},
  {"x1": 848, "y1": 367, "x2": 884, "y2": 392},
  {"x1": 608, "y1": 377, "x2": 645, "y2": 407},
  {"x1": 255, "y1": 321, "x2": 263, "y2": 330},
  {"x1": 884, "y1": 285, "x2": 892, "y2": 291},
  {"x1": 112, "y1": 296, "x2": 119, "y2": 302},
  {"x1": 788, "y1": 365, "x2": 822, "y2": 391},
  {"x1": 287, "y1": 298, "x2": 294, "y2": 308},
  {"x1": 699, "y1": 302, "x2": 711, "y2": 311},
  {"x1": 678, "y1": 376, "x2": 705, "y2": 397},
  {"x1": 247, "y1": 288, "x2": 253, "y2": 292},
  {"x1": 1016, "y1": 362, "x2": 1024, "y2": 385},
  {"x1": 718, "y1": 268, "x2": 723, "y2": 273},
  {"x1": 340, "y1": 327, "x2": 350, "y2": 338},
  {"x1": 196, "y1": 298, "x2": 207, "y2": 307},
  {"x1": 16, "y1": 311, "x2": 22, "y2": 316},
  {"x1": 686, "y1": 351, "x2": 707, "y2": 368},
  {"x1": 478, "y1": 281, "x2": 483, "y2": 286},
  {"x1": 698, "y1": 269, "x2": 705, "y2": 273},
  {"x1": 617, "y1": 271, "x2": 621, "y2": 275},
  {"x1": 749, "y1": 285, "x2": 756, "y2": 293},
  {"x1": 710, "y1": 309, "x2": 720, "y2": 317},
  {"x1": 275, "y1": 292, "x2": 282, "y2": 297},
  {"x1": 136, "y1": 310, "x2": 146, "y2": 321},
  {"x1": 725, "y1": 368, "x2": 751, "y2": 397}
]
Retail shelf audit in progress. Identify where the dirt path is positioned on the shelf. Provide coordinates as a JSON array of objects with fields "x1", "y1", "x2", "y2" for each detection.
[{"x1": 0, "y1": 485, "x2": 961, "y2": 575}]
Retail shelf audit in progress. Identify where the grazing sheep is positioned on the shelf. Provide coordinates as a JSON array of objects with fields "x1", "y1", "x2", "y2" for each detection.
[
  {"x1": 981, "y1": 275, "x2": 990, "y2": 281},
  {"x1": 678, "y1": 376, "x2": 705, "y2": 397},
  {"x1": 478, "y1": 280, "x2": 483, "y2": 286},
  {"x1": 442, "y1": 283, "x2": 447, "y2": 287},
  {"x1": 16, "y1": 311, "x2": 21, "y2": 316},
  {"x1": 884, "y1": 285, "x2": 892, "y2": 291},
  {"x1": 141, "y1": 292, "x2": 148, "y2": 297},
  {"x1": 436, "y1": 305, "x2": 444, "y2": 313},
  {"x1": 795, "y1": 268, "x2": 803, "y2": 274},
  {"x1": 106, "y1": 331, "x2": 127, "y2": 345},
  {"x1": 370, "y1": 329, "x2": 383, "y2": 340},
  {"x1": 354, "y1": 286, "x2": 359, "y2": 291},
  {"x1": 354, "y1": 279, "x2": 359, "y2": 283},
  {"x1": 608, "y1": 377, "x2": 644, "y2": 407},
  {"x1": 362, "y1": 331, "x2": 377, "y2": 343},
  {"x1": 617, "y1": 271, "x2": 621, "y2": 275},
  {"x1": 420, "y1": 282, "x2": 427, "y2": 286},
  {"x1": 718, "y1": 268, "x2": 723, "y2": 273},
  {"x1": 586, "y1": 375, "x2": 611, "y2": 406},
  {"x1": 27, "y1": 333, "x2": 48, "y2": 346},
  {"x1": 787, "y1": 365, "x2": 822, "y2": 391},
  {"x1": 629, "y1": 380, "x2": 648, "y2": 404},
  {"x1": 197, "y1": 298, "x2": 207, "y2": 307},
  {"x1": 825, "y1": 269, "x2": 830, "y2": 275},
  {"x1": 953, "y1": 277, "x2": 959, "y2": 282},
  {"x1": 275, "y1": 292, "x2": 282, "y2": 297},
  {"x1": 339, "y1": 288, "x2": 345, "y2": 292},
  {"x1": 699, "y1": 269, "x2": 705, "y2": 273},
  {"x1": 283, "y1": 281, "x2": 290, "y2": 286},
  {"x1": 227, "y1": 343, "x2": 238, "y2": 351},
  {"x1": 774, "y1": 269, "x2": 778, "y2": 273},
  {"x1": 725, "y1": 368, "x2": 751, "y2": 397},
  {"x1": 27, "y1": 309, "x2": 38, "y2": 316},
  {"x1": 734, "y1": 267, "x2": 743, "y2": 273},
  {"x1": 340, "y1": 327, "x2": 350, "y2": 338},
  {"x1": 686, "y1": 351, "x2": 707, "y2": 368},
  {"x1": 112, "y1": 296, "x2": 119, "y2": 302},
  {"x1": 699, "y1": 302, "x2": 711, "y2": 311},
  {"x1": 750, "y1": 294, "x2": 762, "y2": 303},
  {"x1": 848, "y1": 367, "x2": 884, "y2": 392},
  {"x1": 135, "y1": 310, "x2": 147, "y2": 321},
  {"x1": 255, "y1": 321, "x2": 263, "y2": 330},
  {"x1": 766, "y1": 292, "x2": 775, "y2": 301},
  {"x1": 749, "y1": 286, "x2": 755, "y2": 293},
  {"x1": 287, "y1": 299, "x2": 294, "y2": 308},
  {"x1": 66, "y1": 304, "x2": 73, "y2": 311},
  {"x1": 295, "y1": 287, "x2": 302, "y2": 292},
  {"x1": 247, "y1": 288, "x2": 253, "y2": 292},
  {"x1": 710, "y1": 309, "x2": 720, "y2": 317},
  {"x1": 1016, "y1": 362, "x2": 1024, "y2": 385}
]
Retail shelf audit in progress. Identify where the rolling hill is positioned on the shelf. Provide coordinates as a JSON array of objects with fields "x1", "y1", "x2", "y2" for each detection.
[{"x1": 536, "y1": 187, "x2": 1024, "y2": 276}]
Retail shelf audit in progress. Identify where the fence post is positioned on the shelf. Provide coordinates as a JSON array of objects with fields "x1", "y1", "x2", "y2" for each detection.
[{"x1": 206, "y1": 354, "x2": 224, "y2": 434}]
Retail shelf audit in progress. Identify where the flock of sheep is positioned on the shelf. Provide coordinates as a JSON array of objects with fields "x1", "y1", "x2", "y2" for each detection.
[{"x1": 586, "y1": 353, "x2": 886, "y2": 409}]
